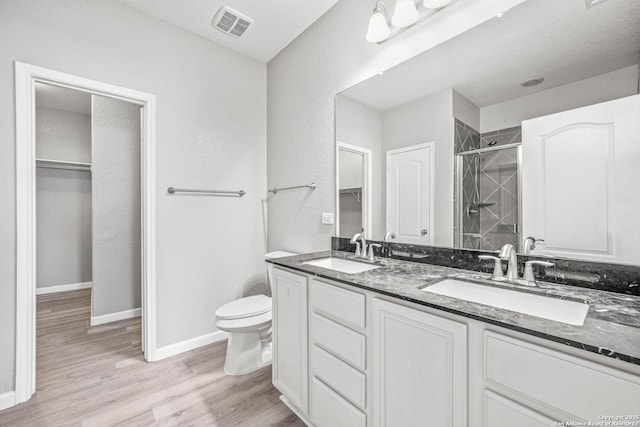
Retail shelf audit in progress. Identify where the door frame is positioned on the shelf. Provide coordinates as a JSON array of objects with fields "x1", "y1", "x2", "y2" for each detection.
[
  {"x1": 14, "y1": 62, "x2": 157, "y2": 404},
  {"x1": 336, "y1": 141, "x2": 373, "y2": 238},
  {"x1": 386, "y1": 142, "x2": 435, "y2": 244}
]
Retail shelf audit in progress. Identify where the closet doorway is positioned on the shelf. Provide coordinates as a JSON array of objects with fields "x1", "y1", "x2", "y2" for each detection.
[
  {"x1": 15, "y1": 62, "x2": 157, "y2": 405},
  {"x1": 36, "y1": 82, "x2": 143, "y2": 320}
]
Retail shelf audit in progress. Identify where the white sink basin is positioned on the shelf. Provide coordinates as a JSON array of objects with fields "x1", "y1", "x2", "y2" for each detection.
[
  {"x1": 422, "y1": 279, "x2": 589, "y2": 326},
  {"x1": 303, "y1": 257, "x2": 380, "y2": 274}
]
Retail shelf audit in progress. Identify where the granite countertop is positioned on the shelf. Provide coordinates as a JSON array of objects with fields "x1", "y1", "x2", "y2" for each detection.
[{"x1": 268, "y1": 250, "x2": 640, "y2": 366}]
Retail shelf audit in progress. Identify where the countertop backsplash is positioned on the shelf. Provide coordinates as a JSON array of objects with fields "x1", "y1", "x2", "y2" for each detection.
[{"x1": 332, "y1": 237, "x2": 640, "y2": 296}]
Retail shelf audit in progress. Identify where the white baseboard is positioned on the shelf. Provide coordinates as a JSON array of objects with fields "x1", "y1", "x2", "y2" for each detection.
[
  {"x1": 91, "y1": 307, "x2": 141, "y2": 326},
  {"x1": 36, "y1": 281, "x2": 92, "y2": 295},
  {"x1": 155, "y1": 331, "x2": 228, "y2": 361},
  {"x1": 0, "y1": 391, "x2": 16, "y2": 412}
]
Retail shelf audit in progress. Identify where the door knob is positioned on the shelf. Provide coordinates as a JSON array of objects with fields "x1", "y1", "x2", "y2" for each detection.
[{"x1": 421, "y1": 229, "x2": 428, "y2": 235}]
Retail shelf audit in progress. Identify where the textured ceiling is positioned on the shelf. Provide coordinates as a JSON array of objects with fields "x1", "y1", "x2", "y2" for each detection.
[
  {"x1": 118, "y1": 0, "x2": 341, "y2": 62},
  {"x1": 341, "y1": 0, "x2": 640, "y2": 111}
]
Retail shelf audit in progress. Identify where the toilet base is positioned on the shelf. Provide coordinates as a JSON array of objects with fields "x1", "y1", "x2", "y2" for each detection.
[{"x1": 223, "y1": 328, "x2": 273, "y2": 376}]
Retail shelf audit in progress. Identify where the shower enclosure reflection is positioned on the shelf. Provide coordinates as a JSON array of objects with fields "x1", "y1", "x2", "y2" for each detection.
[{"x1": 455, "y1": 132, "x2": 520, "y2": 251}]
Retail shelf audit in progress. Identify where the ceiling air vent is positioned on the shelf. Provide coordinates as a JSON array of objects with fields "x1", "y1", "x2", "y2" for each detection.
[{"x1": 212, "y1": 6, "x2": 254, "y2": 38}]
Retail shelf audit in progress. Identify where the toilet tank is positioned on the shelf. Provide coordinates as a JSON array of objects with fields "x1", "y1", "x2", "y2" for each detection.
[{"x1": 265, "y1": 251, "x2": 298, "y2": 293}]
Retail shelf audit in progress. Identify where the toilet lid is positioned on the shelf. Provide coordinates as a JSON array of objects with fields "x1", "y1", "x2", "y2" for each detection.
[{"x1": 215, "y1": 295, "x2": 272, "y2": 320}]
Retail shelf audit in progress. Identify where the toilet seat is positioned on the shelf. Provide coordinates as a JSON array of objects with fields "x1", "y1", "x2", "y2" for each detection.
[
  {"x1": 216, "y1": 310, "x2": 272, "y2": 332},
  {"x1": 216, "y1": 294, "x2": 272, "y2": 320}
]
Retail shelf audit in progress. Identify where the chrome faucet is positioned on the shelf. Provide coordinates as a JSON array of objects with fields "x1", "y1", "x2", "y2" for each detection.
[
  {"x1": 367, "y1": 243, "x2": 382, "y2": 261},
  {"x1": 523, "y1": 236, "x2": 544, "y2": 255},
  {"x1": 383, "y1": 231, "x2": 396, "y2": 257},
  {"x1": 494, "y1": 243, "x2": 555, "y2": 287},
  {"x1": 478, "y1": 255, "x2": 504, "y2": 281},
  {"x1": 350, "y1": 233, "x2": 367, "y2": 258},
  {"x1": 522, "y1": 260, "x2": 555, "y2": 286},
  {"x1": 498, "y1": 244, "x2": 519, "y2": 281}
]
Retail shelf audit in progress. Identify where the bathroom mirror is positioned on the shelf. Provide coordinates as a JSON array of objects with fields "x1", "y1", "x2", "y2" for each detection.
[{"x1": 335, "y1": 0, "x2": 640, "y2": 265}]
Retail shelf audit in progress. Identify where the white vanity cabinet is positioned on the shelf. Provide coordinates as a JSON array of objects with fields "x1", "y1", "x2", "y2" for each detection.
[
  {"x1": 371, "y1": 298, "x2": 468, "y2": 427},
  {"x1": 272, "y1": 268, "x2": 309, "y2": 416},
  {"x1": 479, "y1": 331, "x2": 640, "y2": 426},
  {"x1": 271, "y1": 266, "x2": 640, "y2": 427}
]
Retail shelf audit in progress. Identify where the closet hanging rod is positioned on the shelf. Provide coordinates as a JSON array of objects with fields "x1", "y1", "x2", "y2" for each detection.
[
  {"x1": 167, "y1": 187, "x2": 246, "y2": 197},
  {"x1": 36, "y1": 158, "x2": 91, "y2": 172},
  {"x1": 457, "y1": 142, "x2": 521, "y2": 156},
  {"x1": 268, "y1": 183, "x2": 316, "y2": 194}
]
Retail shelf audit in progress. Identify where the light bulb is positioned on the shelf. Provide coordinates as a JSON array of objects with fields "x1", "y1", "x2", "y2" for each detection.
[
  {"x1": 391, "y1": 0, "x2": 419, "y2": 28},
  {"x1": 423, "y1": 0, "x2": 453, "y2": 9},
  {"x1": 366, "y1": 9, "x2": 391, "y2": 43}
]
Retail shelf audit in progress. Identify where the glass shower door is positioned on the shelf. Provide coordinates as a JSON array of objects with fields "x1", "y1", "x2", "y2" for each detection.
[{"x1": 456, "y1": 146, "x2": 520, "y2": 251}]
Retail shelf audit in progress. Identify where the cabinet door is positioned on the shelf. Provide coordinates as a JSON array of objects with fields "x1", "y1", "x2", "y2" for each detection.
[
  {"x1": 372, "y1": 298, "x2": 467, "y2": 427},
  {"x1": 272, "y1": 268, "x2": 308, "y2": 413}
]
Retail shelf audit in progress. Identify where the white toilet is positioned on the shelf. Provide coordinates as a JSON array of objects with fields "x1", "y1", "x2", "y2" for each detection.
[{"x1": 215, "y1": 251, "x2": 297, "y2": 375}]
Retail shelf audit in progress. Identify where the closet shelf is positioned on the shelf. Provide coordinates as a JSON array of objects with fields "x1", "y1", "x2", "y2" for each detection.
[
  {"x1": 339, "y1": 187, "x2": 362, "y2": 203},
  {"x1": 36, "y1": 158, "x2": 92, "y2": 172}
]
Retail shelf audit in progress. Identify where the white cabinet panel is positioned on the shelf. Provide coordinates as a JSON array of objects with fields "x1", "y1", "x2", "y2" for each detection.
[
  {"x1": 484, "y1": 390, "x2": 558, "y2": 427},
  {"x1": 272, "y1": 268, "x2": 308, "y2": 413},
  {"x1": 484, "y1": 331, "x2": 640, "y2": 422},
  {"x1": 372, "y1": 298, "x2": 467, "y2": 427},
  {"x1": 311, "y1": 313, "x2": 366, "y2": 370},
  {"x1": 310, "y1": 279, "x2": 366, "y2": 330},
  {"x1": 311, "y1": 344, "x2": 366, "y2": 409},
  {"x1": 311, "y1": 376, "x2": 366, "y2": 427}
]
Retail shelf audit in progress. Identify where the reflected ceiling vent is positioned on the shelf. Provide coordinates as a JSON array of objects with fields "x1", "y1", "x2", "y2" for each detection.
[
  {"x1": 521, "y1": 77, "x2": 544, "y2": 88},
  {"x1": 212, "y1": 6, "x2": 253, "y2": 38}
]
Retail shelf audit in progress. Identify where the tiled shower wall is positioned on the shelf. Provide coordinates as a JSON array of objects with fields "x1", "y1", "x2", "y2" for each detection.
[
  {"x1": 454, "y1": 119, "x2": 481, "y2": 248},
  {"x1": 454, "y1": 119, "x2": 521, "y2": 251},
  {"x1": 478, "y1": 146, "x2": 519, "y2": 250}
]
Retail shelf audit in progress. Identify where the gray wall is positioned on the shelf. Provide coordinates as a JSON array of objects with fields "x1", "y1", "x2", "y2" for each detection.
[
  {"x1": 91, "y1": 96, "x2": 141, "y2": 317},
  {"x1": 36, "y1": 106, "x2": 92, "y2": 163},
  {"x1": 381, "y1": 88, "x2": 455, "y2": 247},
  {"x1": 266, "y1": 0, "x2": 511, "y2": 254},
  {"x1": 0, "y1": 0, "x2": 266, "y2": 394},
  {"x1": 36, "y1": 107, "x2": 92, "y2": 288},
  {"x1": 36, "y1": 169, "x2": 92, "y2": 288}
]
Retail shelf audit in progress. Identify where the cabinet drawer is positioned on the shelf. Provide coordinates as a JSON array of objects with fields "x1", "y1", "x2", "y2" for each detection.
[
  {"x1": 310, "y1": 279, "x2": 366, "y2": 329},
  {"x1": 311, "y1": 377, "x2": 366, "y2": 427},
  {"x1": 484, "y1": 331, "x2": 640, "y2": 421},
  {"x1": 484, "y1": 390, "x2": 558, "y2": 427},
  {"x1": 311, "y1": 344, "x2": 366, "y2": 409},
  {"x1": 311, "y1": 313, "x2": 366, "y2": 370}
]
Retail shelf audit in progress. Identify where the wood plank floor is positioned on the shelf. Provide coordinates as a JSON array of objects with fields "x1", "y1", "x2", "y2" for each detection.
[{"x1": 0, "y1": 289, "x2": 304, "y2": 427}]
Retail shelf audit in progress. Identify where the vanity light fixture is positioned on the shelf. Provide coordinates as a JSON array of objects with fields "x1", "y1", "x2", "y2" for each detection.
[
  {"x1": 392, "y1": 0, "x2": 420, "y2": 28},
  {"x1": 367, "y1": 0, "x2": 456, "y2": 44},
  {"x1": 366, "y1": 2, "x2": 392, "y2": 43},
  {"x1": 422, "y1": 0, "x2": 453, "y2": 8}
]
